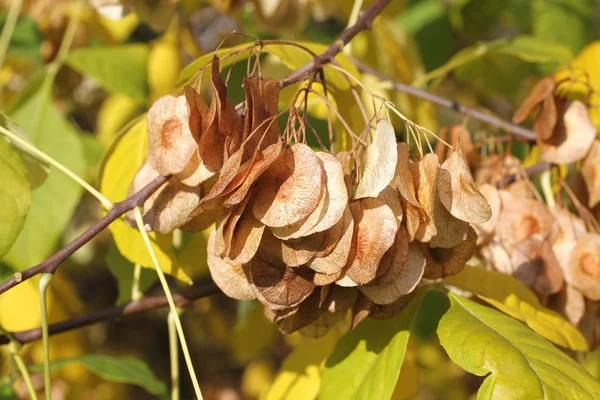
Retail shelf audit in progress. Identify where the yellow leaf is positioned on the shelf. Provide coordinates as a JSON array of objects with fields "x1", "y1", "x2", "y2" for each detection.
[
  {"x1": 444, "y1": 266, "x2": 588, "y2": 351},
  {"x1": 0, "y1": 276, "x2": 49, "y2": 331},
  {"x1": 177, "y1": 228, "x2": 211, "y2": 281},
  {"x1": 97, "y1": 93, "x2": 139, "y2": 147},
  {"x1": 148, "y1": 25, "x2": 182, "y2": 103},
  {"x1": 100, "y1": 116, "x2": 191, "y2": 284}
]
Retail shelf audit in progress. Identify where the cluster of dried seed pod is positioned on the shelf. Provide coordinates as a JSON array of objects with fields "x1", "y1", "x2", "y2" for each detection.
[{"x1": 128, "y1": 57, "x2": 493, "y2": 336}]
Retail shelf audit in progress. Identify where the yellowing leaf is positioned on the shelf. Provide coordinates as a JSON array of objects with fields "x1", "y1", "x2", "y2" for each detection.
[
  {"x1": 100, "y1": 116, "x2": 192, "y2": 284},
  {"x1": 354, "y1": 119, "x2": 397, "y2": 199},
  {"x1": 444, "y1": 266, "x2": 588, "y2": 351},
  {"x1": 439, "y1": 293, "x2": 600, "y2": 399}
]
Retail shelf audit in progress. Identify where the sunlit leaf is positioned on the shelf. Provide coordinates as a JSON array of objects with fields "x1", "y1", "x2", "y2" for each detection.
[
  {"x1": 438, "y1": 293, "x2": 600, "y2": 399},
  {"x1": 444, "y1": 266, "x2": 588, "y2": 351},
  {"x1": 66, "y1": 44, "x2": 149, "y2": 103}
]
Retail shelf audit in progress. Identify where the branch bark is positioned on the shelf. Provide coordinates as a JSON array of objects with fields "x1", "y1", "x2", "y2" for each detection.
[
  {"x1": 0, "y1": 280, "x2": 220, "y2": 345},
  {"x1": 352, "y1": 58, "x2": 537, "y2": 141}
]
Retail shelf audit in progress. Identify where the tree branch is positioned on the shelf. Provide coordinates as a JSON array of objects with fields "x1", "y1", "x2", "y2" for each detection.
[
  {"x1": 0, "y1": 280, "x2": 220, "y2": 346},
  {"x1": 352, "y1": 58, "x2": 537, "y2": 142},
  {"x1": 0, "y1": 175, "x2": 169, "y2": 295}
]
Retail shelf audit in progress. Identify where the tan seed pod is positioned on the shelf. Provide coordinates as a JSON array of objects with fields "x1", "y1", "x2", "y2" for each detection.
[
  {"x1": 400, "y1": 197, "x2": 421, "y2": 242},
  {"x1": 225, "y1": 204, "x2": 265, "y2": 265},
  {"x1": 437, "y1": 143, "x2": 491, "y2": 224},
  {"x1": 429, "y1": 181, "x2": 471, "y2": 249},
  {"x1": 423, "y1": 226, "x2": 477, "y2": 279},
  {"x1": 564, "y1": 233, "x2": 600, "y2": 300},
  {"x1": 513, "y1": 77, "x2": 557, "y2": 141},
  {"x1": 375, "y1": 226, "x2": 409, "y2": 284},
  {"x1": 253, "y1": 143, "x2": 325, "y2": 228},
  {"x1": 144, "y1": 179, "x2": 201, "y2": 234},
  {"x1": 245, "y1": 257, "x2": 316, "y2": 310},
  {"x1": 207, "y1": 229, "x2": 255, "y2": 300},
  {"x1": 125, "y1": 161, "x2": 165, "y2": 224},
  {"x1": 434, "y1": 125, "x2": 476, "y2": 164},
  {"x1": 183, "y1": 86, "x2": 209, "y2": 140},
  {"x1": 313, "y1": 270, "x2": 345, "y2": 286},
  {"x1": 241, "y1": 77, "x2": 281, "y2": 152},
  {"x1": 308, "y1": 206, "x2": 354, "y2": 275},
  {"x1": 395, "y1": 143, "x2": 419, "y2": 207},
  {"x1": 474, "y1": 183, "x2": 501, "y2": 245},
  {"x1": 351, "y1": 294, "x2": 372, "y2": 329},
  {"x1": 551, "y1": 206, "x2": 586, "y2": 273},
  {"x1": 147, "y1": 94, "x2": 198, "y2": 176},
  {"x1": 280, "y1": 232, "x2": 324, "y2": 267},
  {"x1": 369, "y1": 292, "x2": 415, "y2": 320},
  {"x1": 344, "y1": 196, "x2": 398, "y2": 284},
  {"x1": 551, "y1": 285, "x2": 586, "y2": 326},
  {"x1": 582, "y1": 140, "x2": 600, "y2": 208},
  {"x1": 321, "y1": 286, "x2": 359, "y2": 313},
  {"x1": 480, "y1": 239, "x2": 513, "y2": 275},
  {"x1": 354, "y1": 119, "x2": 398, "y2": 199},
  {"x1": 413, "y1": 153, "x2": 438, "y2": 242},
  {"x1": 359, "y1": 242, "x2": 425, "y2": 305},
  {"x1": 336, "y1": 151, "x2": 355, "y2": 196},
  {"x1": 298, "y1": 310, "x2": 348, "y2": 339},
  {"x1": 176, "y1": 151, "x2": 215, "y2": 187},
  {"x1": 277, "y1": 290, "x2": 322, "y2": 334},
  {"x1": 539, "y1": 100, "x2": 596, "y2": 164},
  {"x1": 511, "y1": 234, "x2": 564, "y2": 295}
]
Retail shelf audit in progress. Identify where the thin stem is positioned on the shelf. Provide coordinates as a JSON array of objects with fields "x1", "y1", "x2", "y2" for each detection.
[
  {"x1": 131, "y1": 264, "x2": 142, "y2": 302},
  {"x1": 168, "y1": 309, "x2": 180, "y2": 400},
  {"x1": 0, "y1": 125, "x2": 113, "y2": 210},
  {"x1": 39, "y1": 273, "x2": 54, "y2": 400},
  {"x1": 133, "y1": 207, "x2": 203, "y2": 400},
  {"x1": 8, "y1": 342, "x2": 39, "y2": 400},
  {"x1": 0, "y1": 0, "x2": 23, "y2": 79},
  {"x1": 540, "y1": 169, "x2": 556, "y2": 208},
  {"x1": 344, "y1": 0, "x2": 364, "y2": 55}
]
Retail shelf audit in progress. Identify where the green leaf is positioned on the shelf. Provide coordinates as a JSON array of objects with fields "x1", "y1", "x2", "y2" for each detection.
[
  {"x1": 584, "y1": 348, "x2": 600, "y2": 380},
  {"x1": 1, "y1": 14, "x2": 43, "y2": 65},
  {"x1": 532, "y1": 0, "x2": 592, "y2": 54},
  {"x1": 106, "y1": 239, "x2": 157, "y2": 305},
  {"x1": 0, "y1": 379, "x2": 17, "y2": 400},
  {"x1": 443, "y1": 266, "x2": 589, "y2": 351},
  {"x1": 0, "y1": 137, "x2": 30, "y2": 259},
  {"x1": 99, "y1": 116, "x2": 192, "y2": 284},
  {"x1": 31, "y1": 354, "x2": 167, "y2": 397},
  {"x1": 66, "y1": 44, "x2": 149, "y2": 103},
  {"x1": 320, "y1": 290, "x2": 443, "y2": 400},
  {"x1": 438, "y1": 293, "x2": 600, "y2": 399},
  {"x1": 3, "y1": 76, "x2": 86, "y2": 270}
]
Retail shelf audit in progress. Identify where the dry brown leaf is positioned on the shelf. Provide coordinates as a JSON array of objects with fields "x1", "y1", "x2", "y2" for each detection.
[
  {"x1": 147, "y1": 95, "x2": 198, "y2": 176},
  {"x1": 354, "y1": 119, "x2": 397, "y2": 199},
  {"x1": 539, "y1": 100, "x2": 596, "y2": 164},
  {"x1": 423, "y1": 226, "x2": 477, "y2": 279},
  {"x1": 513, "y1": 76, "x2": 556, "y2": 125},
  {"x1": 207, "y1": 230, "x2": 255, "y2": 300},
  {"x1": 359, "y1": 243, "x2": 425, "y2": 305},
  {"x1": 246, "y1": 257, "x2": 316, "y2": 309},
  {"x1": 564, "y1": 233, "x2": 600, "y2": 300},
  {"x1": 511, "y1": 234, "x2": 564, "y2": 296},
  {"x1": 144, "y1": 179, "x2": 201, "y2": 234},
  {"x1": 253, "y1": 144, "x2": 325, "y2": 228},
  {"x1": 582, "y1": 140, "x2": 600, "y2": 208},
  {"x1": 308, "y1": 206, "x2": 354, "y2": 275},
  {"x1": 345, "y1": 196, "x2": 398, "y2": 284},
  {"x1": 438, "y1": 143, "x2": 491, "y2": 224},
  {"x1": 395, "y1": 143, "x2": 419, "y2": 207},
  {"x1": 474, "y1": 183, "x2": 501, "y2": 245}
]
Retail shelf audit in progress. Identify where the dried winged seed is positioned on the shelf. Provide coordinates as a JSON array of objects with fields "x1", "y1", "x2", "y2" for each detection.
[
  {"x1": 552, "y1": 285, "x2": 586, "y2": 326},
  {"x1": 256, "y1": 229, "x2": 286, "y2": 269},
  {"x1": 225, "y1": 205, "x2": 265, "y2": 265},
  {"x1": 280, "y1": 232, "x2": 325, "y2": 267},
  {"x1": 375, "y1": 226, "x2": 409, "y2": 284},
  {"x1": 176, "y1": 151, "x2": 216, "y2": 187},
  {"x1": 474, "y1": 184, "x2": 501, "y2": 245},
  {"x1": 125, "y1": 161, "x2": 165, "y2": 224},
  {"x1": 564, "y1": 233, "x2": 600, "y2": 300},
  {"x1": 395, "y1": 143, "x2": 419, "y2": 207},
  {"x1": 183, "y1": 86, "x2": 209, "y2": 140},
  {"x1": 215, "y1": 196, "x2": 251, "y2": 257},
  {"x1": 207, "y1": 229, "x2": 255, "y2": 300},
  {"x1": 378, "y1": 186, "x2": 404, "y2": 226},
  {"x1": 336, "y1": 151, "x2": 355, "y2": 196},
  {"x1": 582, "y1": 140, "x2": 600, "y2": 208},
  {"x1": 180, "y1": 206, "x2": 216, "y2": 232},
  {"x1": 354, "y1": 119, "x2": 398, "y2": 199},
  {"x1": 437, "y1": 143, "x2": 491, "y2": 224},
  {"x1": 242, "y1": 77, "x2": 281, "y2": 150},
  {"x1": 345, "y1": 196, "x2": 398, "y2": 285},
  {"x1": 313, "y1": 270, "x2": 345, "y2": 286},
  {"x1": 534, "y1": 95, "x2": 558, "y2": 141},
  {"x1": 512, "y1": 234, "x2": 564, "y2": 295},
  {"x1": 147, "y1": 95, "x2": 198, "y2": 176},
  {"x1": 144, "y1": 179, "x2": 201, "y2": 234},
  {"x1": 321, "y1": 286, "x2": 359, "y2": 313},
  {"x1": 401, "y1": 197, "x2": 421, "y2": 242},
  {"x1": 253, "y1": 144, "x2": 325, "y2": 228},
  {"x1": 551, "y1": 206, "x2": 586, "y2": 272},
  {"x1": 422, "y1": 226, "x2": 477, "y2": 279},
  {"x1": 496, "y1": 190, "x2": 557, "y2": 250},
  {"x1": 277, "y1": 290, "x2": 322, "y2": 334},
  {"x1": 298, "y1": 310, "x2": 348, "y2": 339},
  {"x1": 308, "y1": 206, "x2": 354, "y2": 275},
  {"x1": 359, "y1": 242, "x2": 425, "y2": 305},
  {"x1": 429, "y1": 180, "x2": 471, "y2": 249},
  {"x1": 513, "y1": 76, "x2": 556, "y2": 124},
  {"x1": 434, "y1": 125, "x2": 476, "y2": 163},
  {"x1": 246, "y1": 257, "x2": 316, "y2": 309},
  {"x1": 539, "y1": 100, "x2": 596, "y2": 164},
  {"x1": 369, "y1": 292, "x2": 414, "y2": 320},
  {"x1": 351, "y1": 294, "x2": 371, "y2": 329},
  {"x1": 335, "y1": 274, "x2": 359, "y2": 287},
  {"x1": 414, "y1": 154, "x2": 438, "y2": 242},
  {"x1": 480, "y1": 239, "x2": 514, "y2": 275}
]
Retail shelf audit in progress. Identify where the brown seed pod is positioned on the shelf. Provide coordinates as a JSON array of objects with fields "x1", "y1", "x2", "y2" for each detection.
[
  {"x1": 539, "y1": 101, "x2": 596, "y2": 164},
  {"x1": 344, "y1": 196, "x2": 398, "y2": 285},
  {"x1": 376, "y1": 226, "x2": 409, "y2": 284},
  {"x1": 297, "y1": 310, "x2": 348, "y2": 338},
  {"x1": 277, "y1": 290, "x2": 322, "y2": 334},
  {"x1": 125, "y1": 161, "x2": 165, "y2": 223},
  {"x1": 511, "y1": 234, "x2": 564, "y2": 296},
  {"x1": 513, "y1": 76, "x2": 557, "y2": 141},
  {"x1": 395, "y1": 143, "x2": 419, "y2": 207},
  {"x1": 280, "y1": 232, "x2": 325, "y2": 267},
  {"x1": 480, "y1": 239, "x2": 513, "y2": 275},
  {"x1": 423, "y1": 226, "x2": 477, "y2": 279},
  {"x1": 564, "y1": 233, "x2": 600, "y2": 300},
  {"x1": 582, "y1": 140, "x2": 600, "y2": 208},
  {"x1": 245, "y1": 257, "x2": 316, "y2": 310},
  {"x1": 413, "y1": 153, "x2": 438, "y2": 242},
  {"x1": 359, "y1": 242, "x2": 425, "y2": 305},
  {"x1": 321, "y1": 286, "x2": 359, "y2": 313},
  {"x1": 308, "y1": 206, "x2": 354, "y2": 275},
  {"x1": 176, "y1": 151, "x2": 215, "y2": 187},
  {"x1": 253, "y1": 143, "x2": 325, "y2": 228},
  {"x1": 207, "y1": 230, "x2": 255, "y2": 300},
  {"x1": 369, "y1": 292, "x2": 414, "y2": 319},
  {"x1": 434, "y1": 125, "x2": 476, "y2": 164},
  {"x1": 351, "y1": 294, "x2": 372, "y2": 329},
  {"x1": 225, "y1": 204, "x2": 265, "y2": 265},
  {"x1": 437, "y1": 143, "x2": 491, "y2": 225},
  {"x1": 474, "y1": 184, "x2": 502, "y2": 245},
  {"x1": 143, "y1": 179, "x2": 201, "y2": 234}
]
